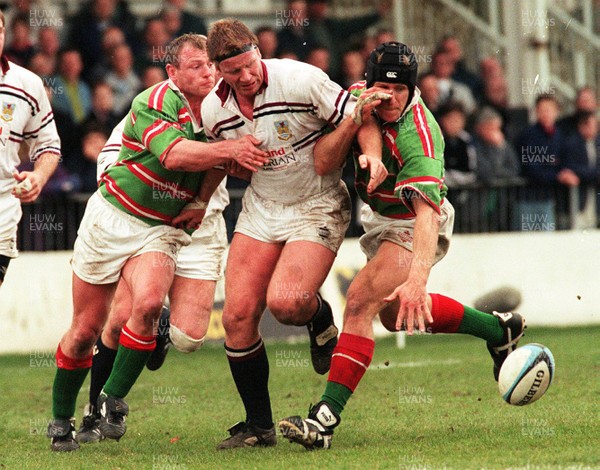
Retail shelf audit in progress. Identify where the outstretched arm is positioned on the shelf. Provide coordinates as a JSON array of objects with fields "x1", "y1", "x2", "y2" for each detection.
[
  {"x1": 384, "y1": 196, "x2": 439, "y2": 334},
  {"x1": 163, "y1": 135, "x2": 269, "y2": 173}
]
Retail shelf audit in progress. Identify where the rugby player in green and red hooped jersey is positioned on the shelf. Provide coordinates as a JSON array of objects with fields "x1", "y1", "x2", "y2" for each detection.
[
  {"x1": 46, "y1": 34, "x2": 269, "y2": 452},
  {"x1": 279, "y1": 42, "x2": 527, "y2": 450}
]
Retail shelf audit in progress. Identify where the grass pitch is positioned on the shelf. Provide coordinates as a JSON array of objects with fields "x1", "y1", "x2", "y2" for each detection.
[{"x1": 0, "y1": 325, "x2": 598, "y2": 470}]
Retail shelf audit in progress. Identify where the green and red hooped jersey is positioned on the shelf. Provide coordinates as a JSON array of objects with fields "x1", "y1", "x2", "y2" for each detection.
[
  {"x1": 99, "y1": 80, "x2": 205, "y2": 227},
  {"x1": 349, "y1": 81, "x2": 447, "y2": 219}
]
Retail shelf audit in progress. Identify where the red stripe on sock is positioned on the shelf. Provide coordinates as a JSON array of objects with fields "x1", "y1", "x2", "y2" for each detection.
[
  {"x1": 56, "y1": 344, "x2": 92, "y2": 370},
  {"x1": 327, "y1": 333, "x2": 375, "y2": 392},
  {"x1": 429, "y1": 294, "x2": 464, "y2": 333},
  {"x1": 119, "y1": 325, "x2": 156, "y2": 352}
]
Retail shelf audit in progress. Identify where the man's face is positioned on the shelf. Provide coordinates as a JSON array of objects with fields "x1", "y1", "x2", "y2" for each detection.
[
  {"x1": 371, "y1": 82, "x2": 410, "y2": 122},
  {"x1": 217, "y1": 49, "x2": 264, "y2": 99},
  {"x1": 167, "y1": 44, "x2": 215, "y2": 100}
]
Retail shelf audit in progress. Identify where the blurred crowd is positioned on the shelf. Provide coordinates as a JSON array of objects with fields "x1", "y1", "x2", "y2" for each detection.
[{"x1": 2, "y1": 0, "x2": 599, "y2": 225}]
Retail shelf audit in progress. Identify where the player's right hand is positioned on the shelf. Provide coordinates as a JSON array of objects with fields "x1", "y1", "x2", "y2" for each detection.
[
  {"x1": 229, "y1": 135, "x2": 269, "y2": 172},
  {"x1": 358, "y1": 154, "x2": 388, "y2": 193}
]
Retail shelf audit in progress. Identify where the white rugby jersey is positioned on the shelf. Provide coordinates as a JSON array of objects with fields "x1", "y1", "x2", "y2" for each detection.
[
  {"x1": 0, "y1": 57, "x2": 61, "y2": 194},
  {"x1": 96, "y1": 116, "x2": 229, "y2": 214},
  {"x1": 0, "y1": 56, "x2": 61, "y2": 248},
  {"x1": 201, "y1": 59, "x2": 356, "y2": 204}
]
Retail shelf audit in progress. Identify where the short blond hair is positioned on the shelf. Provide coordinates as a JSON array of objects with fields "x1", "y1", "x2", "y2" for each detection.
[
  {"x1": 207, "y1": 18, "x2": 258, "y2": 63},
  {"x1": 166, "y1": 33, "x2": 208, "y2": 67}
]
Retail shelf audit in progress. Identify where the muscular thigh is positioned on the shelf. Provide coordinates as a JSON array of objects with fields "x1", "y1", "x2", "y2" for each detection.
[
  {"x1": 266, "y1": 240, "x2": 336, "y2": 302},
  {"x1": 169, "y1": 276, "x2": 216, "y2": 334},
  {"x1": 344, "y1": 241, "x2": 412, "y2": 333},
  {"x1": 224, "y1": 233, "x2": 282, "y2": 315}
]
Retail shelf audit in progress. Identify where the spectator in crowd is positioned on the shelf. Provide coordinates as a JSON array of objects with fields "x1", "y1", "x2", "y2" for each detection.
[
  {"x1": 473, "y1": 107, "x2": 520, "y2": 183},
  {"x1": 255, "y1": 26, "x2": 278, "y2": 59},
  {"x1": 306, "y1": 45, "x2": 330, "y2": 75},
  {"x1": 5, "y1": 13, "x2": 35, "y2": 66},
  {"x1": 305, "y1": 0, "x2": 389, "y2": 79},
  {"x1": 68, "y1": 0, "x2": 138, "y2": 80},
  {"x1": 140, "y1": 65, "x2": 167, "y2": 90},
  {"x1": 3, "y1": 0, "x2": 56, "y2": 45},
  {"x1": 33, "y1": 26, "x2": 61, "y2": 76},
  {"x1": 103, "y1": 43, "x2": 140, "y2": 117},
  {"x1": 80, "y1": 81, "x2": 120, "y2": 137},
  {"x1": 374, "y1": 27, "x2": 395, "y2": 45},
  {"x1": 358, "y1": 34, "x2": 377, "y2": 61},
  {"x1": 478, "y1": 72, "x2": 521, "y2": 142},
  {"x1": 277, "y1": 49, "x2": 299, "y2": 60},
  {"x1": 52, "y1": 48, "x2": 92, "y2": 125},
  {"x1": 418, "y1": 72, "x2": 441, "y2": 118},
  {"x1": 276, "y1": 0, "x2": 314, "y2": 61},
  {"x1": 516, "y1": 94, "x2": 566, "y2": 184},
  {"x1": 561, "y1": 111, "x2": 600, "y2": 227},
  {"x1": 162, "y1": 0, "x2": 208, "y2": 37},
  {"x1": 430, "y1": 50, "x2": 476, "y2": 115},
  {"x1": 477, "y1": 56, "x2": 504, "y2": 99},
  {"x1": 557, "y1": 86, "x2": 598, "y2": 138},
  {"x1": 134, "y1": 16, "x2": 171, "y2": 74},
  {"x1": 88, "y1": 25, "x2": 127, "y2": 82},
  {"x1": 28, "y1": 51, "x2": 55, "y2": 78},
  {"x1": 69, "y1": 126, "x2": 110, "y2": 193},
  {"x1": 437, "y1": 35, "x2": 479, "y2": 94},
  {"x1": 338, "y1": 48, "x2": 365, "y2": 89},
  {"x1": 515, "y1": 94, "x2": 573, "y2": 229},
  {"x1": 439, "y1": 102, "x2": 477, "y2": 186}
]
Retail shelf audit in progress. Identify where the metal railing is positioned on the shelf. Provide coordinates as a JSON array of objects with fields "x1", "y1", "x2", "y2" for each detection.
[{"x1": 15, "y1": 181, "x2": 597, "y2": 252}]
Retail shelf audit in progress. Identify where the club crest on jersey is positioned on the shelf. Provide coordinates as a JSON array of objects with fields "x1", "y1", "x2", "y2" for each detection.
[
  {"x1": 1, "y1": 102, "x2": 15, "y2": 122},
  {"x1": 274, "y1": 120, "x2": 292, "y2": 141}
]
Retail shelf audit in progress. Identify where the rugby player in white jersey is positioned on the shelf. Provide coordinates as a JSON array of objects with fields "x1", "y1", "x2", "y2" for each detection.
[
  {"x1": 75, "y1": 117, "x2": 229, "y2": 444},
  {"x1": 202, "y1": 19, "x2": 388, "y2": 449},
  {"x1": 46, "y1": 34, "x2": 268, "y2": 452},
  {"x1": 0, "y1": 10, "x2": 61, "y2": 287}
]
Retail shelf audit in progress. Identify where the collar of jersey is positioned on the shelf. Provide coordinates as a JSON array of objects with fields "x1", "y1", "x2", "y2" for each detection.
[
  {"x1": 0, "y1": 55, "x2": 10, "y2": 76},
  {"x1": 167, "y1": 78, "x2": 202, "y2": 133}
]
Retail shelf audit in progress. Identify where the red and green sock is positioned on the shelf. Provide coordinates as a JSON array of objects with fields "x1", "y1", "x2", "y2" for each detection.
[
  {"x1": 321, "y1": 333, "x2": 375, "y2": 415},
  {"x1": 52, "y1": 344, "x2": 92, "y2": 419},
  {"x1": 429, "y1": 293, "x2": 503, "y2": 344},
  {"x1": 320, "y1": 295, "x2": 503, "y2": 417},
  {"x1": 102, "y1": 325, "x2": 155, "y2": 399}
]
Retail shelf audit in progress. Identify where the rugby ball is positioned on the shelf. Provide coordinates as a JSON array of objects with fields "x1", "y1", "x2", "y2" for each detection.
[{"x1": 498, "y1": 343, "x2": 555, "y2": 406}]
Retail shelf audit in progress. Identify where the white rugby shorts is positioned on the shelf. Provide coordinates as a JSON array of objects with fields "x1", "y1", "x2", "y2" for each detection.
[
  {"x1": 71, "y1": 192, "x2": 191, "y2": 284},
  {"x1": 234, "y1": 181, "x2": 351, "y2": 253},
  {"x1": 0, "y1": 193, "x2": 20, "y2": 258},
  {"x1": 359, "y1": 200, "x2": 455, "y2": 263},
  {"x1": 175, "y1": 210, "x2": 227, "y2": 281}
]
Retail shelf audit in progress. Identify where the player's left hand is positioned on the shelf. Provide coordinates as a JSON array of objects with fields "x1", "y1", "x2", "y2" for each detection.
[
  {"x1": 12, "y1": 171, "x2": 44, "y2": 203},
  {"x1": 172, "y1": 209, "x2": 206, "y2": 230},
  {"x1": 358, "y1": 154, "x2": 388, "y2": 193},
  {"x1": 384, "y1": 279, "x2": 433, "y2": 335}
]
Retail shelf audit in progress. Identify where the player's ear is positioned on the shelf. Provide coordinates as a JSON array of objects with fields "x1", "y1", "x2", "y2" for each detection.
[{"x1": 165, "y1": 63, "x2": 176, "y2": 80}]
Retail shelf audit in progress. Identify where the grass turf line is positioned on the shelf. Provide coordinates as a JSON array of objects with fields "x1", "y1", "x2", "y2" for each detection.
[{"x1": 0, "y1": 326, "x2": 598, "y2": 469}]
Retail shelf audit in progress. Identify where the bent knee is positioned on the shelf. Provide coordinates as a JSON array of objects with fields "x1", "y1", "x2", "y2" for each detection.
[
  {"x1": 344, "y1": 286, "x2": 373, "y2": 319},
  {"x1": 169, "y1": 324, "x2": 204, "y2": 353},
  {"x1": 267, "y1": 297, "x2": 309, "y2": 326},
  {"x1": 70, "y1": 325, "x2": 101, "y2": 354},
  {"x1": 133, "y1": 296, "x2": 165, "y2": 323}
]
